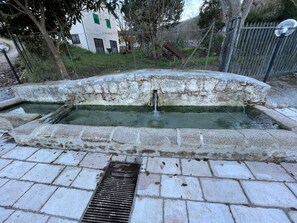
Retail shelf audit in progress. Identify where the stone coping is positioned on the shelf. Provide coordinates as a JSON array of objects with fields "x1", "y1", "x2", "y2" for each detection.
[
  {"x1": 11, "y1": 119, "x2": 297, "y2": 162},
  {"x1": 10, "y1": 69, "x2": 270, "y2": 106},
  {"x1": 0, "y1": 97, "x2": 22, "y2": 110}
]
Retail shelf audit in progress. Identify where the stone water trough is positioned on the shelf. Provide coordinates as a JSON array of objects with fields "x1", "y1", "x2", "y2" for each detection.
[{"x1": 1, "y1": 69, "x2": 297, "y2": 162}]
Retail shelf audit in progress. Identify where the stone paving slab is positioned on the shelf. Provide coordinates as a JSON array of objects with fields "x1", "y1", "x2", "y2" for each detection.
[
  {"x1": 164, "y1": 199, "x2": 188, "y2": 223},
  {"x1": 289, "y1": 211, "x2": 297, "y2": 223},
  {"x1": 53, "y1": 166, "x2": 81, "y2": 187},
  {"x1": 245, "y1": 161, "x2": 295, "y2": 182},
  {"x1": 54, "y1": 151, "x2": 86, "y2": 166},
  {"x1": 146, "y1": 157, "x2": 181, "y2": 175},
  {"x1": 201, "y1": 178, "x2": 248, "y2": 204},
  {"x1": 180, "y1": 159, "x2": 212, "y2": 177},
  {"x1": 209, "y1": 160, "x2": 254, "y2": 179},
  {"x1": 187, "y1": 201, "x2": 234, "y2": 223},
  {"x1": 27, "y1": 148, "x2": 62, "y2": 163},
  {"x1": 41, "y1": 187, "x2": 92, "y2": 219},
  {"x1": 47, "y1": 217, "x2": 79, "y2": 223},
  {"x1": 241, "y1": 181, "x2": 297, "y2": 208},
  {"x1": 71, "y1": 168, "x2": 102, "y2": 190},
  {"x1": 5, "y1": 210, "x2": 49, "y2": 223},
  {"x1": 0, "y1": 158, "x2": 12, "y2": 170},
  {"x1": 1, "y1": 146, "x2": 38, "y2": 160},
  {"x1": 0, "y1": 161, "x2": 35, "y2": 179},
  {"x1": 230, "y1": 205, "x2": 291, "y2": 223},
  {"x1": 21, "y1": 163, "x2": 64, "y2": 183},
  {"x1": 281, "y1": 162, "x2": 297, "y2": 180},
  {"x1": 286, "y1": 183, "x2": 297, "y2": 197},
  {"x1": 136, "y1": 173, "x2": 160, "y2": 196},
  {"x1": 13, "y1": 184, "x2": 57, "y2": 211},
  {"x1": 79, "y1": 152, "x2": 111, "y2": 169},
  {"x1": 0, "y1": 143, "x2": 16, "y2": 156},
  {"x1": 161, "y1": 175, "x2": 203, "y2": 200},
  {"x1": 0, "y1": 178, "x2": 9, "y2": 187},
  {"x1": 0, "y1": 207, "x2": 14, "y2": 222},
  {"x1": 130, "y1": 197, "x2": 163, "y2": 223},
  {"x1": 0, "y1": 180, "x2": 33, "y2": 206}
]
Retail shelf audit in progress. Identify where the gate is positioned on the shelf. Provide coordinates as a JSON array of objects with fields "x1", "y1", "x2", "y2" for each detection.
[{"x1": 223, "y1": 22, "x2": 297, "y2": 78}]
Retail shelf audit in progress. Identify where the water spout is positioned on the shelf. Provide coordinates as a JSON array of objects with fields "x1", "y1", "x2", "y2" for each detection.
[{"x1": 153, "y1": 90, "x2": 158, "y2": 112}]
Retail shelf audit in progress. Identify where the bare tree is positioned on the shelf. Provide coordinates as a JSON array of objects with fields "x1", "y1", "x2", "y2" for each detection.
[{"x1": 219, "y1": 0, "x2": 253, "y2": 25}]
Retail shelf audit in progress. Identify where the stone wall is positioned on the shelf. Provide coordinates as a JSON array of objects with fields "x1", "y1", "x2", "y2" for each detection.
[{"x1": 11, "y1": 69, "x2": 271, "y2": 106}]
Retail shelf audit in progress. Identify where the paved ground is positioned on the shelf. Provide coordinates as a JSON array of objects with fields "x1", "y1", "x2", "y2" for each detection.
[
  {"x1": 266, "y1": 74, "x2": 297, "y2": 108},
  {"x1": 0, "y1": 135, "x2": 296, "y2": 223}
]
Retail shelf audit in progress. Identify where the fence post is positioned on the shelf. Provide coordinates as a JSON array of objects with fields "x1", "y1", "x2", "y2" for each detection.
[{"x1": 219, "y1": 16, "x2": 241, "y2": 72}]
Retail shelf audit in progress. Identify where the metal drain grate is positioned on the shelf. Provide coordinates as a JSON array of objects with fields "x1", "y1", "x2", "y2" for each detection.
[{"x1": 81, "y1": 162, "x2": 140, "y2": 223}]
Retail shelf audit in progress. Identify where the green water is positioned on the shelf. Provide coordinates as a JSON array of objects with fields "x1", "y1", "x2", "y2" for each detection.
[
  {"x1": 1, "y1": 102, "x2": 63, "y2": 116},
  {"x1": 59, "y1": 106, "x2": 281, "y2": 129}
]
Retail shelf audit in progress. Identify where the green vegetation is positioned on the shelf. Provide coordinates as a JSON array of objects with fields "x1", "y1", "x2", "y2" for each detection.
[{"x1": 21, "y1": 45, "x2": 219, "y2": 83}]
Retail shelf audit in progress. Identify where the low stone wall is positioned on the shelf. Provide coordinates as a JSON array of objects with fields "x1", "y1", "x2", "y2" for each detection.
[
  {"x1": 11, "y1": 121, "x2": 297, "y2": 162},
  {"x1": 11, "y1": 69, "x2": 270, "y2": 106}
]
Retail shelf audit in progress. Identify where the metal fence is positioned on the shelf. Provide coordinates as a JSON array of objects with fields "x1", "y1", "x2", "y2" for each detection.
[{"x1": 228, "y1": 22, "x2": 297, "y2": 78}]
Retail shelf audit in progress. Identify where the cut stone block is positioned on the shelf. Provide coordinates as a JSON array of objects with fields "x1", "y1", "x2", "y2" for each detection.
[
  {"x1": 164, "y1": 199, "x2": 188, "y2": 223},
  {"x1": 136, "y1": 173, "x2": 160, "y2": 196},
  {"x1": 281, "y1": 162, "x2": 297, "y2": 180},
  {"x1": 79, "y1": 152, "x2": 111, "y2": 169},
  {"x1": 47, "y1": 217, "x2": 78, "y2": 223},
  {"x1": 201, "y1": 178, "x2": 248, "y2": 204},
  {"x1": 0, "y1": 143, "x2": 16, "y2": 156},
  {"x1": 209, "y1": 160, "x2": 253, "y2": 179},
  {"x1": 0, "y1": 207, "x2": 14, "y2": 222},
  {"x1": 245, "y1": 161, "x2": 294, "y2": 182},
  {"x1": 41, "y1": 188, "x2": 92, "y2": 219},
  {"x1": 81, "y1": 126, "x2": 114, "y2": 142},
  {"x1": 161, "y1": 175, "x2": 203, "y2": 200},
  {"x1": 2, "y1": 146, "x2": 38, "y2": 160},
  {"x1": 200, "y1": 129, "x2": 244, "y2": 146},
  {"x1": 71, "y1": 168, "x2": 102, "y2": 190},
  {"x1": 187, "y1": 201, "x2": 234, "y2": 223},
  {"x1": 242, "y1": 181, "x2": 297, "y2": 208},
  {"x1": 5, "y1": 210, "x2": 48, "y2": 223},
  {"x1": 0, "y1": 178, "x2": 9, "y2": 187},
  {"x1": 286, "y1": 183, "x2": 297, "y2": 197},
  {"x1": 54, "y1": 151, "x2": 86, "y2": 166},
  {"x1": 27, "y1": 148, "x2": 62, "y2": 163},
  {"x1": 130, "y1": 197, "x2": 163, "y2": 223},
  {"x1": 0, "y1": 180, "x2": 32, "y2": 206},
  {"x1": 14, "y1": 184, "x2": 57, "y2": 211},
  {"x1": 181, "y1": 159, "x2": 212, "y2": 177},
  {"x1": 0, "y1": 158, "x2": 12, "y2": 170},
  {"x1": 179, "y1": 129, "x2": 201, "y2": 146},
  {"x1": 139, "y1": 128, "x2": 177, "y2": 146},
  {"x1": 289, "y1": 211, "x2": 297, "y2": 223},
  {"x1": 231, "y1": 205, "x2": 291, "y2": 223},
  {"x1": 53, "y1": 166, "x2": 81, "y2": 186},
  {"x1": 112, "y1": 127, "x2": 138, "y2": 144},
  {"x1": 21, "y1": 163, "x2": 64, "y2": 183},
  {"x1": 0, "y1": 161, "x2": 35, "y2": 179},
  {"x1": 146, "y1": 157, "x2": 181, "y2": 175},
  {"x1": 265, "y1": 129, "x2": 297, "y2": 146}
]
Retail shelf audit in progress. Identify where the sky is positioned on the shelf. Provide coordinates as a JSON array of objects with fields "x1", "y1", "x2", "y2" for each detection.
[{"x1": 181, "y1": 0, "x2": 203, "y2": 21}]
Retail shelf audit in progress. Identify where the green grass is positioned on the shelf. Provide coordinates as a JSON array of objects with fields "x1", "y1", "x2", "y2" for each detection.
[{"x1": 22, "y1": 45, "x2": 219, "y2": 82}]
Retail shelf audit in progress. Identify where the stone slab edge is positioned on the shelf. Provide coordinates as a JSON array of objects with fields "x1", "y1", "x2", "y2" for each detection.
[
  {"x1": 0, "y1": 97, "x2": 22, "y2": 110},
  {"x1": 10, "y1": 123, "x2": 297, "y2": 162}
]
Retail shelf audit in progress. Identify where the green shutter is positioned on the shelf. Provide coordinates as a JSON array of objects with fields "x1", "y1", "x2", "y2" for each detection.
[
  {"x1": 93, "y1": 13, "x2": 100, "y2": 24},
  {"x1": 106, "y1": 19, "x2": 111, "y2": 28}
]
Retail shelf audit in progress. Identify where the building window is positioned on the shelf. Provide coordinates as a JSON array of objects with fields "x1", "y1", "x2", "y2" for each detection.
[
  {"x1": 71, "y1": 34, "x2": 80, "y2": 44},
  {"x1": 93, "y1": 13, "x2": 100, "y2": 24},
  {"x1": 106, "y1": 19, "x2": 111, "y2": 29}
]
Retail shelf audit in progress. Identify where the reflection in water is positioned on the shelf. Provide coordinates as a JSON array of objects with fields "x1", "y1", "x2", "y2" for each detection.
[{"x1": 59, "y1": 106, "x2": 281, "y2": 129}]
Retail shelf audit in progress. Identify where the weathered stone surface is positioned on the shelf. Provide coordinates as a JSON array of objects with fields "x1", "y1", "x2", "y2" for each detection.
[
  {"x1": 0, "y1": 113, "x2": 41, "y2": 128},
  {"x1": 178, "y1": 129, "x2": 201, "y2": 146},
  {"x1": 161, "y1": 175, "x2": 203, "y2": 200},
  {"x1": 231, "y1": 205, "x2": 291, "y2": 223},
  {"x1": 5, "y1": 211, "x2": 49, "y2": 223},
  {"x1": 136, "y1": 173, "x2": 160, "y2": 196},
  {"x1": 2, "y1": 146, "x2": 38, "y2": 160},
  {"x1": 139, "y1": 128, "x2": 176, "y2": 146},
  {"x1": 200, "y1": 129, "x2": 244, "y2": 146},
  {"x1": 180, "y1": 159, "x2": 212, "y2": 177},
  {"x1": 130, "y1": 197, "x2": 163, "y2": 223},
  {"x1": 239, "y1": 129, "x2": 279, "y2": 147},
  {"x1": 146, "y1": 157, "x2": 181, "y2": 174},
  {"x1": 11, "y1": 69, "x2": 270, "y2": 106},
  {"x1": 54, "y1": 151, "x2": 86, "y2": 166},
  {"x1": 265, "y1": 129, "x2": 297, "y2": 146},
  {"x1": 81, "y1": 126, "x2": 114, "y2": 142},
  {"x1": 0, "y1": 97, "x2": 22, "y2": 110},
  {"x1": 0, "y1": 207, "x2": 14, "y2": 222},
  {"x1": 281, "y1": 162, "x2": 297, "y2": 180},
  {"x1": 201, "y1": 178, "x2": 248, "y2": 204},
  {"x1": 52, "y1": 124, "x2": 84, "y2": 138},
  {"x1": 0, "y1": 161, "x2": 35, "y2": 179},
  {"x1": 79, "y1": 152, "x2": 111, "y2": 169},
  {"x1": 164, "y1": 200, "x2": 188, "y2": 223},
  {"x1": 187, "y1": 201, "x2": 234, "y2": 223},
  {"x1": 245, "y1": 161, "x2": 294, "y2": 182},
  {"x1": 241, "y1": 181, "x2": 297, "y2": 208}
]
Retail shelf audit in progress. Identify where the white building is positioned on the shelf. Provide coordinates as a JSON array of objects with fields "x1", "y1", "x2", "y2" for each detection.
[{"x1": 70, "y1": 10, "x2": 119, "y2": 54}]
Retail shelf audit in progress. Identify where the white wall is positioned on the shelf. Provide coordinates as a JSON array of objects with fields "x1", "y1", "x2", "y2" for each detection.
[{"x1": 70, "y1": 9, "x2": 119, "y2": 53}]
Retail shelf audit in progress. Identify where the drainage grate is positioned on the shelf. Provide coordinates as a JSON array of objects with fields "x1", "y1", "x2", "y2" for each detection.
[{"x1": 81, "y1": 162, "x2": 140, "y2": 223}]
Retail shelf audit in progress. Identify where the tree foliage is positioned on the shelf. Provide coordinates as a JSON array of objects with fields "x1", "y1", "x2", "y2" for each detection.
[
  {"x1": 198, "y1": 0, "x2": 223, "y2": 29},
  {"x1": 0, "y1": 0, "x2": 105, "y2": 79},
  {"x1": 246, "y1": 0, "x2": 297, "y2": 23},
  {"x1": 120, "y1": 0, "x2": 184, "y2": 58}
]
